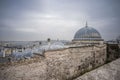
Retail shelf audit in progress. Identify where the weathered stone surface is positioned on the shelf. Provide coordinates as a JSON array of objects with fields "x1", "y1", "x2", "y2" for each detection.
[
  {"x1": 0, "y1": 45, "x2": 107, "y2": 80},
  {"x1": 74, "y1": 58, "x2": 120, "y2": 80},
  {"x1": 45, "y1": 45, "x2": 106, "y2": 80},
  {"x1": 0, "y1": 61, "x2": 47, "y2": 80}
]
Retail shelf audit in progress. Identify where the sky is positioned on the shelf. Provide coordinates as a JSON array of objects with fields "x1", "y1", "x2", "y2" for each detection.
[{"x1": 0, "y1": 0, "x2": 120, "y2": 41}]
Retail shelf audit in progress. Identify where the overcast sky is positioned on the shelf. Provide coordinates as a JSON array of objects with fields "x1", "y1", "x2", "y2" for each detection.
[{"x1": 0, "y1": 0, "x2": 120, "y2": 41}]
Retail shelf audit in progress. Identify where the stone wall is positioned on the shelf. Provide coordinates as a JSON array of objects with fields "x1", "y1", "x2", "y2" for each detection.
[
  {"x1": 45, "y1": 44, "x2": 106, "y2": 80},
  {"x1": 74, "y1": 58, "x2": 120, "y2": 80},
  {"x1": 0, "y1": 61, "x2": 46, "y2": 80},
  {"x1": 0, "y1": 44, "x2": 106, "y2": 80}
]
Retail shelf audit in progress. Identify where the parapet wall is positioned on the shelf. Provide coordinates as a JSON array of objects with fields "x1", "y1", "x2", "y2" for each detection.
[
  {"x1": 45, "y1": 44, "x2": 106, "y2": 80},
  {"x1": 0, "y1": 44, "x2": 107, "y2": 80}
]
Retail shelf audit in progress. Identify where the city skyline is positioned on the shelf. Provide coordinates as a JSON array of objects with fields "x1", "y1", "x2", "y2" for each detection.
[{"x1": 0, "y1": 0, "x2": 120, "y2": 41}]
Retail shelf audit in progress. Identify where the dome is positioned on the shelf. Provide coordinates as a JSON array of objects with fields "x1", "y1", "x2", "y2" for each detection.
[{"x1": 73, "y1": 23, "x2": 103, "y2": 41}]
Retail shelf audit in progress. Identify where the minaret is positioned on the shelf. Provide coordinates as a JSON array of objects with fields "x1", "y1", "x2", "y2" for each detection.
[{"x1": 85, "y1": 21, "x2": 88, "y2": 28}]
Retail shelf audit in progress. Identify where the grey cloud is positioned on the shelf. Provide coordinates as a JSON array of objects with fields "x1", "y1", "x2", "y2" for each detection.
[{"x1": 0, "y1": 0, "x2": 120, "y2": 41}]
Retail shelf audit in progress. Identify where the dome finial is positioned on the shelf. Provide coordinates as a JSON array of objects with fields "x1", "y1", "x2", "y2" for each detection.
[{"x1": 85, "y1": 21, "x2": 88, "y2": 28}]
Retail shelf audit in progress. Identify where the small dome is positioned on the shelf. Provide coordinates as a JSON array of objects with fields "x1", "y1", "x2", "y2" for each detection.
[{"x1": 73, "y1": 23, "x2": 103, "y2": 41}]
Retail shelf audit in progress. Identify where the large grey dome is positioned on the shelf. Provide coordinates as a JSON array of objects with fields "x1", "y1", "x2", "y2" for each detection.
[{"x1": 73, "y1": 25, "x2": 103, "y2": 41}]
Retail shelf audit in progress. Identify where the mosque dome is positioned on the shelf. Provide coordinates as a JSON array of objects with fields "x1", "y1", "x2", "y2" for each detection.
[{"x1": 73, "y1": 22, "x2": 103, "y2": 41}]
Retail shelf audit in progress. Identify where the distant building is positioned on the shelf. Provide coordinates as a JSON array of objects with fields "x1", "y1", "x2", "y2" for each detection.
[
  {"x1": 72, "y1": 22, "x2": 104, "y2": 44},
  {"x1": 116, "y1": 35, "x2": 120, "y2": 44}
]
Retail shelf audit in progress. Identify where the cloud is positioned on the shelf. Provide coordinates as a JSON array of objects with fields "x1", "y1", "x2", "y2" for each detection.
[{"x1": 0, "y1": 0, "x2": 120, "y2": 41}]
